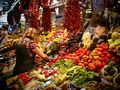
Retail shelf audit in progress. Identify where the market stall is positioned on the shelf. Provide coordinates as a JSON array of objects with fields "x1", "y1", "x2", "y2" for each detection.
[{"x1": 0, "y1": 0, "x2": 120, "y2": 90}]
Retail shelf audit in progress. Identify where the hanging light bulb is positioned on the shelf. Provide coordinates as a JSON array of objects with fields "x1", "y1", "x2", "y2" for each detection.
[{"x1": 55, "y1": 7, "x2": 59, "y2": 15}]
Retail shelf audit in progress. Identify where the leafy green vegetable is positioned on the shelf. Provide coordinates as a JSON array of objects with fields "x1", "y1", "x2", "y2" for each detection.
[{"x1": 52, "y1": 59, "x2": 74, "y2": 74}]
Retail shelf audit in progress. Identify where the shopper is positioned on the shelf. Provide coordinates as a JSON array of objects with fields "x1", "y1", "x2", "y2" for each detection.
[
  {"x1": 0, "y1": 27, "x2": 50, "y2": 76},
  {"x1": 13, "y1": 27, "x2": 50, "y2": 75}
]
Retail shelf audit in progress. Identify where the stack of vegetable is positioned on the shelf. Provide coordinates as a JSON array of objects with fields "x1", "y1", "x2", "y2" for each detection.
[
  {"x1": 51, "y1": 59, "x2": 100, "y2": 89},
  {"x1": 108, "y1": 31, "x2": 120, "y2": 56},
  {"x1": 38, "y1": 29, "x2": 68, "y2": 54},
  {"x1": 59, "y1": 43, "x2": 115, "y2": 72}
]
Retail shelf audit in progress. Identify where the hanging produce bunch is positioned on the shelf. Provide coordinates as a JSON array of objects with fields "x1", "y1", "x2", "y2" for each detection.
[
  {"x1": 42, "y1": 6, "x2": 51, "y2": 32},
  {"x1": 41, "y1": 0, "x2": 49, "y2": 7},
  {"x1": 63, "y1": 0, "x2": 81, "y2": 34},
  {"x1": 28, "y1": 0, "x2": 40, "y2": 30}
]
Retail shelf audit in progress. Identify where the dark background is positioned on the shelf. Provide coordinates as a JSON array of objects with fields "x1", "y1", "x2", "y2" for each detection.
[{"x1": 0, "y1": 0, "x2": 3, "y2": 8}]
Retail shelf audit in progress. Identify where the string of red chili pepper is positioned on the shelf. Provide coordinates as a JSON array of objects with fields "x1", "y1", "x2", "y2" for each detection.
[
  {"x1": 28, "y1": 0, "x2": 40, "y2": 30},
  {"x1": 42, "y1": 6, "x2": 51, "y2": 32},
  {"x1": 41, "y1": 0, "x2": 49, "y2": 7},
  {"x1": 41, "y1": 0, "x2": 52, "y2": 32},
  {"x1": 63, "y1": 0, "x2": 82, "y2": 34}
]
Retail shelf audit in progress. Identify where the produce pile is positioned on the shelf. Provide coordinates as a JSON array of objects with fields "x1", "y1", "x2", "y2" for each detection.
[
  {"x1": 59, "y1": 43, "x2": 119, "y2": 72},
  {"x1": 0, "y1": 59, "x2": 15, "y2": 74},
  {"x1": 6, "y1": 58, "x2": 120, "y2": 90},
  {"x1": 38, "y1": 29, "x2": 68, "y2": 54},
  {"x1": 108, "y1": 31, "x2": 120, "y2": 56},
  {"x1": 4, "y1": 28, "x2": 120, "y2": 90}
]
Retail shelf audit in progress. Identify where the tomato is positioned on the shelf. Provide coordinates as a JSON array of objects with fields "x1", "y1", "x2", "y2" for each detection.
[
  {"x1": 74, "y1": 59, "x2": 80, "y2": 65},
  {"x1": 42, "y1": 70, "x2": 49, "y2": 76},
  {"x1": 97, "y1": 51, "x2": 102, "y2": 56},
  {"x1": 83, "y1": 58, "x2": 87, "y2": 62},
  {"x1": 95, "y1": 60, "x2": 102, "y2": 68},
  {"x1": 103, "y1": 51, "x2": 108, "y2": 55},
  {"x1": 59, "y1": 81, "x2": 68, "y2": 90},
  {"x1": 101, "y1": 61, "x2": 106, "y2": 67},
  {"x1": 88, "y1": 63, "x2": 96, "y2": 71},
  {"x1": 99, "y1": 58, "x2": 104, "y2": 61},
  {"x1": 84, "y1": 62, "x2": 88, "y2": 65},
  {"x1": 78, "y1": 63, "x2": 84, "y2": 67},
  {"x1": 17, "y1": 73, "x2": 30, "y2": 85},
  {"x1": 95, "y1": 48, "x2": 102, "y2": 51},
  {"x1": 48, "y1": 62, "x2": 53, "y2": 66},
  {"x1": 88, "y1": 59, "x2": 92, "y2": 63},
  {"x1": 100, "y1": 54, "x2": 104, "y2": 57},
  {"x1": 106, "y1": 54, "x2": 112, "y2": 58}
]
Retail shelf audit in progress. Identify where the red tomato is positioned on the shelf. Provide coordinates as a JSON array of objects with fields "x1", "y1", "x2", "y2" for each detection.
[
  {"x1": 95, "y1": 60, "x2": 102, "y2": 68},
  {"x1": 95, "y1": 48, "x2": 102, "y2": 51},
  {"x1": 74, "y1": 59, "x2": 80, "y2": 65},
  {"x1": 88, "y1": 59, "x2": 92, "y2": 63},
  {"x1": 78, "y1": 63, "x2": 84, "y2": 67},
  {"x1": 106, "y1": 54, "x2": 112, "y2": 58},
  {"x1": 97, "y1": 51, "x2": 102, "y2": 56},
  {"x1": 42, "y1": 70, "x2": 49, "y2": 76},
  {"x1": 84, "y1": 62, "x2": 88, "y2": 65},
  {"x1": 88, "y1": 63, "x2": 96, "y2": 71},
  {"x1": 103, "y1": 51, "x2": 108, "y2": 55},
  {"x1": 101, "y1": 61, "x2": 106, "y2": 67}
]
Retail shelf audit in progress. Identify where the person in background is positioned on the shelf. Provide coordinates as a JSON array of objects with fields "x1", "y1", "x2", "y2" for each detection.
[
  {"x1": 110, "y1": 3, "x2": 120, "y2": 31},
  {"x1": 92, "y1": 18, "x2": 109, "y2": 39},
  {"x1": 6, "y1": 0, "x2": 21, "y2": 33},
  {"x1": 89, "y1": 18, "x2": 110, "y2": 50},
  {"x1": 82, "y1": 14, "x2": 100, "y2": 48},
  {"x1": 84, "y1": 14, "x2": 100, "y2": 35}
]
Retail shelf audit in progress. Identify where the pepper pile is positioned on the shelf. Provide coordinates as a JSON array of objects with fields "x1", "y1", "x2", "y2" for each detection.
[{"x1": 60, "y1": 43, "x2": 115, "y2": 72}]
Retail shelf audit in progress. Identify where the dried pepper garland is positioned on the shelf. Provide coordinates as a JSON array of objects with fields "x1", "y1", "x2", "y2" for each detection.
[
  {"x1": 41, "y1": 0, "x2": 49, "y2": 7},
  {"x1": 42, "y1": 6, "x2": 51, "y2": 32},
  {"x1": 63, "y1": 0, "x2": 81, "y2": 34},
  {"x1": 28, "y1": 0, "x2": 40, "y2": 30}
]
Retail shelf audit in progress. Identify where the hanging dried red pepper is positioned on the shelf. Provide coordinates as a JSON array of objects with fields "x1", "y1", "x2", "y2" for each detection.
[
  {"x1": 63, "y1": 0, "x2": 82, "y2": 34},
  {"x1": 41, "y1": 0, "x2": 49, "y2": 7},
  {"x1": 42, "y1": 6, "x2": 51, "y2": 32},
  {"x1": 28, "y1": 0, "x2": 40, "y2": 30}
]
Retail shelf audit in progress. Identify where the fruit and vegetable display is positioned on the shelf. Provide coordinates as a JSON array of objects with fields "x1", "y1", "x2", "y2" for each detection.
[
  {"x1": 0, "y1": 59, "x2": 15, "y2": 74},
  {"x1": 65, "y1": 32, "x2": 83, "y2": 53},
  {"x1": 6, "y1": 58, "x2": 120, "y2": 90},
  {"x1": 38, "y1": 29, "x2": 68, "y2": 54},
  {"x1": 59, "y1": 43, "x2": 118, "y2": 72},
  {"x1": 0, "y1": 26, "x2": 120, "y2": 90},
  {"x1": 1, "y1": 25, "x2": 120, "y2": 90}
]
